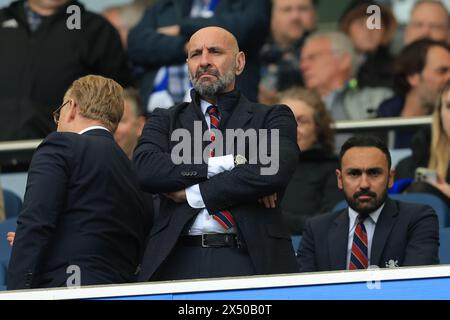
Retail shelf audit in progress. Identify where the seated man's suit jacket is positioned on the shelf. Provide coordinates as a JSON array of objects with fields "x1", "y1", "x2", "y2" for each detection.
[
  {"x1": 7, "y1": 129, "x2": 153, "y2": 290},
  {"x1": 133, "y1": 90, "x2": 300, "y2": 281},
  {"x1": 297, "y1": 198, "x2": 440, "y2": 272}
]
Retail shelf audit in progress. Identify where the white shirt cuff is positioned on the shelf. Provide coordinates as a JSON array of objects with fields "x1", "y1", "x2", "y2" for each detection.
[
  {"x1": 185, "y1": 184, "x2": 205, "y2": 208},
  {"x1": 207, "y1": 154, "x2": 235, "y2": 178}
]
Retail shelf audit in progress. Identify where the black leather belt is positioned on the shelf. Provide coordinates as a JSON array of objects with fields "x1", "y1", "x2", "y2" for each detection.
[{"x1": 179, "y1": 234, "x2": 242, "y2": 248}]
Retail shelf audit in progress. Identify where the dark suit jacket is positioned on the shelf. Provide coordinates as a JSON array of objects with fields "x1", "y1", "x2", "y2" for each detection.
[
  {"x1": 297, "y1": 198, "x2": 440, "y2": 272},
  {"x1": 7, "y1": 129, "x2": 153, "y2": 290},
  {"x1": 134, "y1": 89, "x2": 300, "y2": 281}
]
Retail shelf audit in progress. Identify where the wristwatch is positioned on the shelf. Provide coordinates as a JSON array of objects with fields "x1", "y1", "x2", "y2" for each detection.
[{"x1": 234, "y1": 154, "x2": 247, "y2": 166}]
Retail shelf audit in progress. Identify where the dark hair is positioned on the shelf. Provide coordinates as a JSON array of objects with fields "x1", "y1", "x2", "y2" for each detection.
[
  {"x1": 393, "y1": 38, "x2": 450, "y2": 96},
  {"x1": 339, "y1": 135, "x2": 391, "y2": 169}
]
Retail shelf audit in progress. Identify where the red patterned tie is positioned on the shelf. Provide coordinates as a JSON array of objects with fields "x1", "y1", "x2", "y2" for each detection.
[
  {"x1": 207, "y1": 105, "x2": 220, "y2": 157},
  {"x1": 349, "y1": 216, "x2": 368, "y2": 270},
  {"x1": 206, "y1": 105, "x2": 235, "y2": 230}
]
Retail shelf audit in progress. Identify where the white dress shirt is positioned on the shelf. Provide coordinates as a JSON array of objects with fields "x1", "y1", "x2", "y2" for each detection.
[
  {"x1": 185, "y1": 99, "x2": 236, "y2": 235},
  {"x1": 346, "y1": 203, "x2": 385, "y2": 268}
]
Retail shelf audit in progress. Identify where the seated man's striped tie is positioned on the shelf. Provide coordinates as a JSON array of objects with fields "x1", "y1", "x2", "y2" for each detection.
[
  {"x1": 206, "y1": 105, "x2": 235, "y2": 230},
  {"x1": 349, "y1": 215, "x2": 368, "y2": 270}
]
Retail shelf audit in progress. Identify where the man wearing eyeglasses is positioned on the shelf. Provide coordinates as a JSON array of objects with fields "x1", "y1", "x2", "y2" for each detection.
[{"x1": 7, "y1": 75, "x2": 153, "y2": 290}]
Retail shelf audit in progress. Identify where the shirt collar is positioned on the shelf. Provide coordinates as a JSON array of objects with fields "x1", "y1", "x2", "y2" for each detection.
[
  {"x1": 200, "y1": 99, "x2": 213, "y2": 115},
  {"x1": 348, "y1": 202, "x2": 385, "y2": 227},
  {"x1": 78, "y1": 126, "x2": 110, "y2": 135}
]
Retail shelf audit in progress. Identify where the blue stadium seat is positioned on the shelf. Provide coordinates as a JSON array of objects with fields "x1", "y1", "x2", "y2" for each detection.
[
  {"x1": 332, "y1": 193, "x2": 449, "y2": 228},
  {"x1": 0, "y1": 262, "x2": 5, "y2": 291},
  {"x1": 0, "y1": 217, "x2": 17, "y2": 290},
  {"x1": 291, "y1": 235, "x2": 302, "y2": 252},
  {"x1": 3, "y1": 189, "x2": 22, "y2": 219},
  {"x1": 440, "y1": 228, "x2": 450, "y2": 264},
  {"x1": 388, "y1": 178, "x2": 413, "y2": 194}
]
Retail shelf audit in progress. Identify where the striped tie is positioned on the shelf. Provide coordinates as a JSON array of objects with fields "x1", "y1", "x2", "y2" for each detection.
[
  {"x1": 207, "y1": 105, "x2": 220, "y2": 157},
  {"x1": 349, "y1": 216, "x2": 368, "y2": 270},
  {"x1": 206, "y1": 105, "x2": 235, "y2": 230}
]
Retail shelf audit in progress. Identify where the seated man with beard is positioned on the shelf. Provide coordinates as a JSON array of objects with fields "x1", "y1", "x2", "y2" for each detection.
[{"x1": 297, "y1": 135, "x2": 439, "y2": 272}]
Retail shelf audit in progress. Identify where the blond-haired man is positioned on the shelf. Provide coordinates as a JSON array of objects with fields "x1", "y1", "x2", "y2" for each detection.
[{"x1": 7, "y1": 75, "x2": 153, "y2": 290}]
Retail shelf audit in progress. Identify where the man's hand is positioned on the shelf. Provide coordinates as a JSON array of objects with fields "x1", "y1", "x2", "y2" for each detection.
[
  {"x1": 163, "y1": 189, "x2": 187, "y2": 203},
  {"x1": 157, "y1": 25, "x2": 180, "y2": 37},
  {"x1": 7, "y1": 232, "x2": 15, "y2": 246},
  {"x1": 258, "y1": 193, "x2": 277, "y2": 208}
]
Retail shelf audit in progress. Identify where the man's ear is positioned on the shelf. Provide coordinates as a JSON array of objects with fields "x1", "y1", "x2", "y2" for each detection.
[
  {"x1": 235, "y1": 51, "x2": 246, "y2": 76},
  {"x1": 67, "y1": 99, "x2": 78, "y2": 122},
  {"x1": 407, "y1": 73, "x2": 420, "y2": 88},
  {"x1": 136, "y1": 116, "x2": 146, "y2": 136},
  {"x1": 336, "y1": 169, "x2": 343, "y2": 190},
  {"x1": 388, "y1": 168, "x2": 395, "y2": 189}
]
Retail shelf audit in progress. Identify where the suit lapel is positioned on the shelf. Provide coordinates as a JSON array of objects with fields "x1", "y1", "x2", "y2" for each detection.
[
  {"x1": 178, "y1": 102, "x2": 206, "y2": 133},
  {"x1": 219, "y1": 96, "x2": 252, "y2": 155},
  {"x1": 370, "y1": 198, "x2": 399, "y2": 266},
  {"x1": 175, "y1": 102, "x2": 208, "y2": 164},
  {"x1": 328, "y1": 210, "x2": 349, "y2": 270}
]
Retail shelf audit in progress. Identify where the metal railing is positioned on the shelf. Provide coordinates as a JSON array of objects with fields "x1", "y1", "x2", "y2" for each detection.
[
  {"x1": 0, "y1": 116, "x2": 432, "y2": 171},
  {"x1": 0, "y1": 139, "x2": 42, "y2": 152},
  {"x1": 331, "y1": 116, "x2": 432, "y2": 133}
]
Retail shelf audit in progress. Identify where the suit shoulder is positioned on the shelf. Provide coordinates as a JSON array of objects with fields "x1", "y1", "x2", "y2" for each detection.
[
  {"x1": 249, "y1": 102, "x2": 293, "y2": 115},
  {"x1": 152, "y1": 102, "x2": 191, "y2": 117},
  {"x1": 248, "y1": 102, "x2": 296, "y2": 129},
  {"x1": 43, "y1": 131, "x2": 80, "y2": 144},
  {"x1": 30, "y1": 132, "x2": 78, "y2": 168},
  {"x1": 37, "y1": 132, "x2": 81, "y2": 156},
  {"x1": 307, "y1": 210, "x2": 343, "y2": 229},
  {"x1": 395, "y1": 200, "x2": 436, "y2": 218}
]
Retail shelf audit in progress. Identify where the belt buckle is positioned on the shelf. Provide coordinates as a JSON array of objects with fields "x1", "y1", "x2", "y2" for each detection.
[
  {"x1": 201, "y1": 234, "x2": 218, "y2": 248},
  {"x1": 201, "y1": 234, "x2": 226, "y2": 248}
]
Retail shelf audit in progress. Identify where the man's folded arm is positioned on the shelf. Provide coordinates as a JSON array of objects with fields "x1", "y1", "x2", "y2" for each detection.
[
  {"x1": 198, "y1": 106, "x2": 299, "y2": 212},
  {"x1": 133, "y1": 108, "x2": 208, "y2": 194}
]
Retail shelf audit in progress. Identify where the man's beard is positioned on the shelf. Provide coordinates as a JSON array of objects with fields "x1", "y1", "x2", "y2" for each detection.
[
  {"x1": 418, "y1": 80, "x2": 440, "y2": 115},
  {"x1": 189, "y1": 65, "x2": 236, "y2": 98},
  {"x1": 419, "y1": 93, "x2": 438, "y2": 114},
  {"x1": 344, "y1": 185, "x2": 388, "y2": 217}
]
